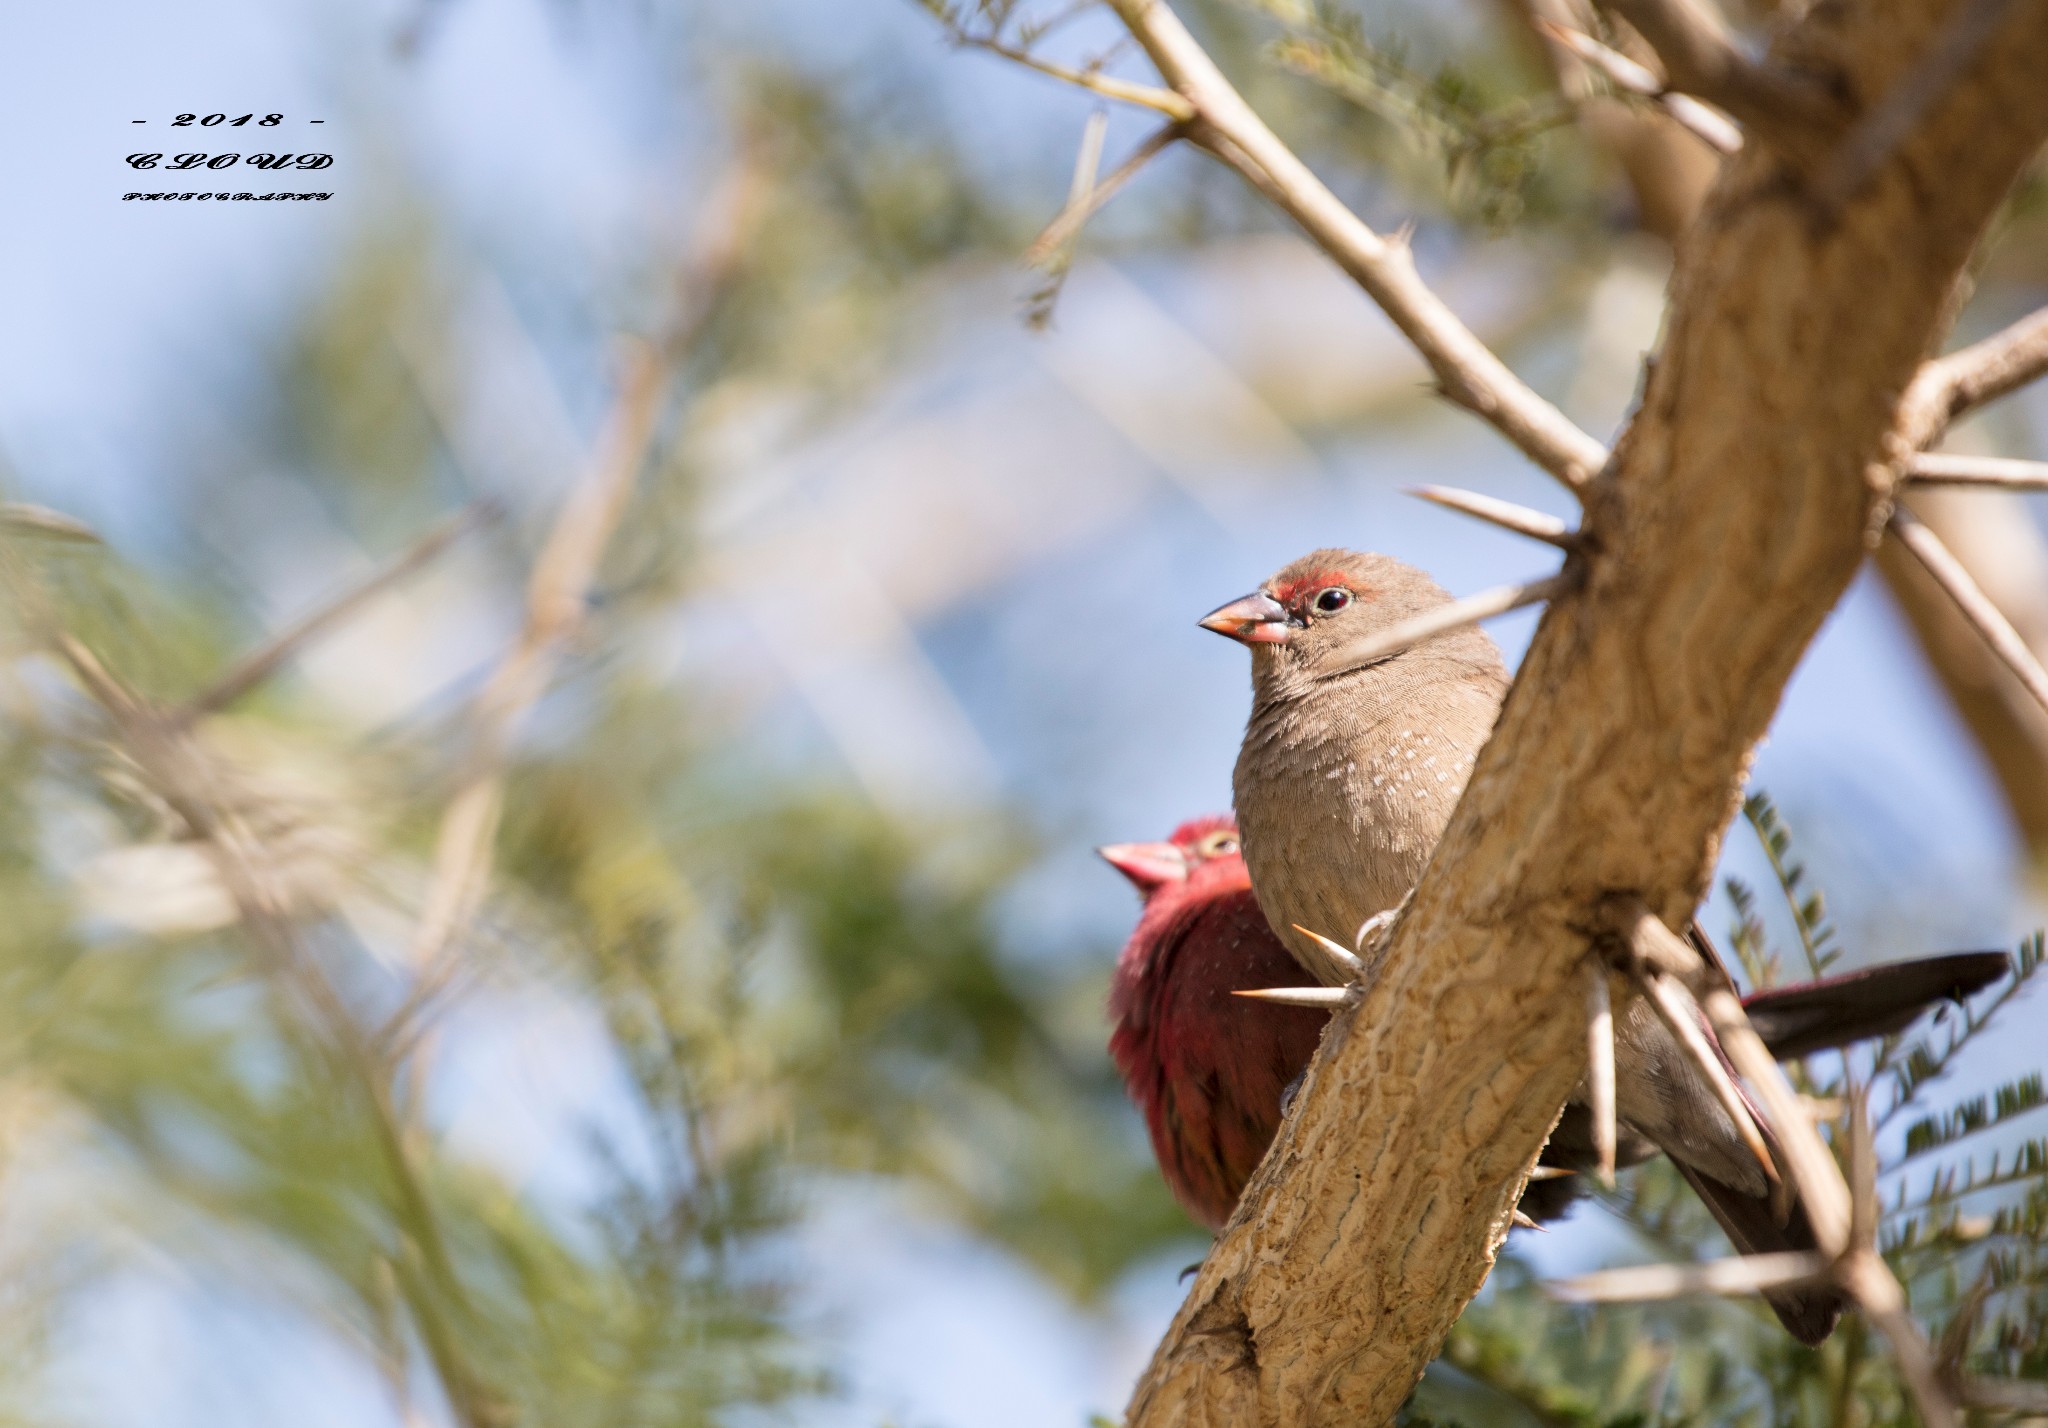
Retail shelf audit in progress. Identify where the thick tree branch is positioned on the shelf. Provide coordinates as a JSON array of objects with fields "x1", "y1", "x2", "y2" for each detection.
[{"x1": 1121, "y1": 0, "x2": 2048, "y2": 1419}]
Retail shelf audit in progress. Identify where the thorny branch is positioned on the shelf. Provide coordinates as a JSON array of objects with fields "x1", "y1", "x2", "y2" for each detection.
[
  {"x1": 1617, "y1": 903, "x2": 1962, "y2": 1427},
  {"x1": 384, "y1": 161, "x2": 764, "y2": 1046},
  {"x1": 178, "y1": 501, "x2": 498, "y2": 723},
  {"x1": 41, "y1": 633, "x2": 511, "y2": 1428},
  {"x1": 943, "y1": 2, "x2": 2048, "y2": 1419}
]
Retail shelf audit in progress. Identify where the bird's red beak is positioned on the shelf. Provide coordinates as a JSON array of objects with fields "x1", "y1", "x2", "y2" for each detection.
[
  {"x1": 1198, "y1": 592, "x2": 1291, "y2": 645},
  {"x1": 1097, "y1": 841, "x2": 1188, "y2": 892}
]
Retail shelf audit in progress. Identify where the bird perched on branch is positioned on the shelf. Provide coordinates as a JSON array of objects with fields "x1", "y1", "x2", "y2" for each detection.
[
  {"x1": 1104, "y1": 812, "x2": 2004, "y2": 1242},
  {"x1": 1194, "y1": 547, "x2": 2009, "y2": 1344},
  {"x1": 1102, "y1": 815, "x2": 1328, "y2": 1234}
]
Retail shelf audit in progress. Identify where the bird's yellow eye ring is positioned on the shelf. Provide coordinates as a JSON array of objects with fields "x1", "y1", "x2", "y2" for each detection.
[
  {"x1": 1312, "y1": 587, "x2": 1351, "y2": 614},
  {"x1": 1200, "y1": 833, "x2": 1240, "y2": 857}
]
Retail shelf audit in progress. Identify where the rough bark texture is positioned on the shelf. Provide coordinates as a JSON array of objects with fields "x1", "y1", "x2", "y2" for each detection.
[
  {"x1": 1510, "y1": 0, "x2": 2048, "y2": 861},
  {"x1": 1125, "y1": 0, "x2": 2048, "y2": 1421}
]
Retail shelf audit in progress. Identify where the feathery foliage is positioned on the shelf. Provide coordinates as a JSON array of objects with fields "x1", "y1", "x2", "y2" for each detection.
[{"x1": 1409, "y1": 799, "x2": 2048, "y2": 1427}]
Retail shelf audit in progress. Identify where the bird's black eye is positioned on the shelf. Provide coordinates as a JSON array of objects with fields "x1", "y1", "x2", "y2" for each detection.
[{"x1": 1313, "y1": 587, "x2": 1352, "y2": 614}]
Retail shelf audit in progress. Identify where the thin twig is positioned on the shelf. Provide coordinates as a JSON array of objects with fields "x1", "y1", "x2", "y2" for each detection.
[
  {"x1": 398, "y1": 341, "x2": 666, "y2": 1005},
  {"x1": 1603, "y1": 0, "x2": 1841, "y2": 145},
  {"x1": 1922, "y1": 305, "x2": 2048, "y2": 423},
  {"x1": 0, "y1": 504, "x2": 102, "y2": 542},
  {"x1": 386, "y1": 160, "x2": 763, "y2": 1046},
  {"x1": 178, "y1": 503, "x2": 496, "y2": 722},
  {"x1": 1888, "y1": 505, "x2": 2048, "y2": 720},
  {"x1": 1102, "y1": 0, "x2": 1610, "y2": 491},
  {"x1": 1646, "y1": 902, "x2": 1958, "y2": 1426},
  {"x1": 1849, "y1": 1088, "x2": 1877, "y2": 1253},
  {"x1": 1025, "y1": 119, "x2": 1185, "y2": 267},
  {"x1": 1837, "y1": 1251, "x2": 1960, "y2": 1428},
  {"x1": 46, "y1": 632, "x2": 506, "y2": 1428},
  {"x1": 1635, "y1": 967, "x2": 1780, "y2": 1187},
  {"x1": 1905, "y1": 452, "x2": 2048, "y2": 489},
  {"x1": 1814, "y1": 0, "x2": 2021, "y2": 208},
  {"x1": 1327, "y1": 570, "x2": 1578, "y2": 674},
  {"x1": 1548, "y1": 1250, "x2": 1828, "y2": 1303},
  {"x1": 1409, "y1": 485, "x2": 1578, "y2": 548},
  {"x1": 1586, "y1": 960, "x2": 1617, "y2": 1188},
  {"x1": 953, "y1": 29, "x2": 1195, "y2": 119},
  {"x1": 1533, "y1": 19, "x2": 1743, "y2": 154},
  {"x1": 1959, "y1": 1376, "x2": 2048, "y2": 1414}
]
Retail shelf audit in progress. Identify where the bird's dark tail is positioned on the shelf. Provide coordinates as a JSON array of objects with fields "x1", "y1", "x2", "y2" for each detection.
[
  {"x1": 1742, "y1": 951, "x2": 2009, "y2": 1060},
  {"x1": 1671, "y1": 1161, "x2": 1841, "y2": 1346}
]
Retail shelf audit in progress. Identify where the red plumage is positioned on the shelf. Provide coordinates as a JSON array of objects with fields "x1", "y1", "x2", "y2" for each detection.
[
  {"x1": 1103, "y1": 815, "x2": 1328, "y2": 1232},
  {"x1": 1102, "y1": 813, "x2": 2009, "y2": 1263}
]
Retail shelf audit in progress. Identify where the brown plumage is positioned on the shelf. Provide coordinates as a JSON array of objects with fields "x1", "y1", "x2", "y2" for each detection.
[{"x1": 1200, "y1": 546, "x2": 1901, "y2": 1345}]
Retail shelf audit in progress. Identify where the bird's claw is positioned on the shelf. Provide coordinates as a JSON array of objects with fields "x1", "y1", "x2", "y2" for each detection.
[{"x1": 1354, "y1": 892, "x2": 1412, "y2": 966}]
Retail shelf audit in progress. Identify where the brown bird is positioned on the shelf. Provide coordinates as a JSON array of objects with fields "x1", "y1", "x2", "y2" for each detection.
[{"x1": 1198, "y1": 546, "x2": 1969, "y2": 1345}]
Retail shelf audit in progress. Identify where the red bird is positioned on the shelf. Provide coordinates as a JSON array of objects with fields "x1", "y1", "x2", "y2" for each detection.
[
  {"x1": 1104, "y1": 814, "x2": 2008, "y2": 1242},
  {"x1": 1102, "y1": 815, "x2": 1329, "y2": 1232}
]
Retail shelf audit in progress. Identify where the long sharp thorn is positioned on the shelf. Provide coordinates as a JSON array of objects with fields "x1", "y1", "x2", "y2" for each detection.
[
  {"x1": 1527, "y1": 1165, "x2": 1577, "y2": 1181},
  {"x1": 1512, "y1": 1209, "x2": 1545, "y2": 1231},
  {"x1": 1026, "y1": 118, "x2": 1182, "y2": 267},
  {"x1": 1907, "y1": 452, "x2": 2048, "y2": 489},
  {"x1": 1638, "y1": 969, "x2": 1780, "y2": 1188},
  {"x1": 1408, "y1": 485, "x2": 1577, "y2": 548},
  {"x1": 1330, "y1": 570, "x2": 1579, "y2": 673},
  {"x1": 1548, "y1": 1251, "x2": 1829, "y2": 1303},
  {"x1": 1291, "y1": 923, "x2": 1362, "y2": 977},
  {"x1": 1233, "y1": 986, "x2": 1351, "y2": 1008},
  {"x1": 1586, "y1": 961, "x2": 1618, "y2": 1189}
]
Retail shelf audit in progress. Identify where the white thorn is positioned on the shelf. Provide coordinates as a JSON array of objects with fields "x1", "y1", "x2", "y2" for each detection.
[
  {"x1": 1329, "y1": 571, "x2": 1578, "y2": 675},
  {"x1": 1906, "y1": 452, "x2": 2048, "y2": 489},
  {"x1": 1548, "y1": 1251, "x2": 1829, "y2": 1304},
  {"x1": 1408, "y1": 485, "x2": 1577, "y2": 548},
  {"x1": 1291, "y1": 923, "x2": 1362, "y2": 980},
  {"x1": 1232, "y1": 986, "x2": 1352, "y2": 1008},
  {"x1": 1586, "y1": 961, "x2": 1617, "y2": 1189},
  {"x1": 1638, "y1": 968, "x2": 1781, "y2": 1189}
]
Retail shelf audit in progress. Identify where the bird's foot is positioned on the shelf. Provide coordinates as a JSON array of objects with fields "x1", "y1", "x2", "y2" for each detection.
[{"x1": 1355, "y1": 892, "x2": 1412, "y2": 965}]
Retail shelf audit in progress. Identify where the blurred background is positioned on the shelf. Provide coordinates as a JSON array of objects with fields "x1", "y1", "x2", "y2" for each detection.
[{"x1": 4, "y1": 0, "x2": 2047, "y2": 1424}]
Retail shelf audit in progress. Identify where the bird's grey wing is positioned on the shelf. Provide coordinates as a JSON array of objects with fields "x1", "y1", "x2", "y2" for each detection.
[{"x1": 1670, "y1": 1160, "x2": 1843, "y2": 1346}]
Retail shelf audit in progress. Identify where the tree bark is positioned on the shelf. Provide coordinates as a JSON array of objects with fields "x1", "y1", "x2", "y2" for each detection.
[
  {"x1": 1505, "y1": 0, "x2": 2048, "y2": 861},
  {"x1": 1125, "y1": 0, "x2": 2048, "y2": 1420}
]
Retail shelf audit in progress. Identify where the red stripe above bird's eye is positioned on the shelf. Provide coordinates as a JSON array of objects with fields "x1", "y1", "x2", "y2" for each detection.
[{"x1": 1269, "y1": 572, "x2": 1371, "y2": 606}]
